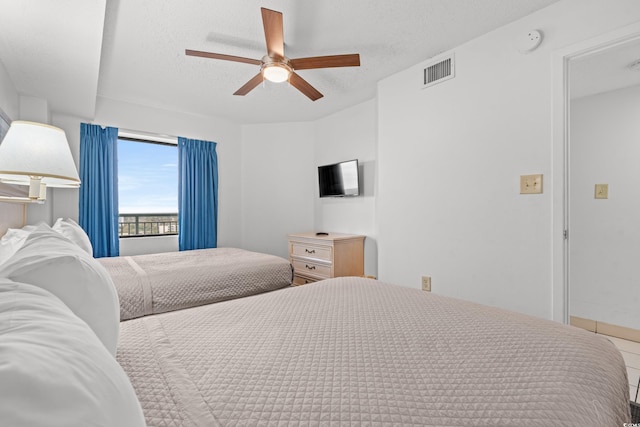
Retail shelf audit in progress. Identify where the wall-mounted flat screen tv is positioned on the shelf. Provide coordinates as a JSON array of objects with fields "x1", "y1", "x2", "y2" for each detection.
[{"x1": 318, "y1": 159, "x2": 360, "y2": 197}]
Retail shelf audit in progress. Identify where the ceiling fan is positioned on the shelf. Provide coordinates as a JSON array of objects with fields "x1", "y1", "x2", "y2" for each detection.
[{"x1": 186, "y1": 7, "x2": 360, "y2": 101}]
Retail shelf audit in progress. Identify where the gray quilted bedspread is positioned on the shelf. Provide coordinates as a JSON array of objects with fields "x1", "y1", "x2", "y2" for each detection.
[
  {"x1": 99, "y1": 248, "x2": 293, "y2": 320},
  {"x1": 117, "y1": 277, "x2": 630, "y2": 426}
]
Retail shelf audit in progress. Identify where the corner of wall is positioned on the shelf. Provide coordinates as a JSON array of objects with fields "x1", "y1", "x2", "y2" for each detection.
[
  {"x1": 0, "y1": 60, "x2": 18, "y2": 120},
  {"x1": 19, "y1": 95, "x2": 50, "y2": 124}
]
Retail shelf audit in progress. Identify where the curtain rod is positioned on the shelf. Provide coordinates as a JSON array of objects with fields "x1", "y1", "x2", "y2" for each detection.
[{"x1": 117, "y1": 128, "x2": 178, "y2": 145}]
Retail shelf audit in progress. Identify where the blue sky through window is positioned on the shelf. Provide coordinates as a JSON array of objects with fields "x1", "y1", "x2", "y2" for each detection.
[{"x1": 118, "y1": 139, "x2": 178, "y2": 213}]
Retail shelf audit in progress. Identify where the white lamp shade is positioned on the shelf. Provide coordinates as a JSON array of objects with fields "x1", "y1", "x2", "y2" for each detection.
[{"x1": 0, "y1": 121, "x2": 80, "y2": 188}]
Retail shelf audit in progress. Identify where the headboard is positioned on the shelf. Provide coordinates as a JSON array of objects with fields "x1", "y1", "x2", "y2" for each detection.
[{"x1": 0, "y1": 199, "x2": 25, "y2": 236}]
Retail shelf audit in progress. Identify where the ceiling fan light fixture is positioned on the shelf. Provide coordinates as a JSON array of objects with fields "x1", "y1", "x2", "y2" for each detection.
[
  {"x1": 262, "y1": 64, "x2": 291, "y2": 83},
  {"x1": 186, "y1": 8, "x2": 359, "y2": 100}
]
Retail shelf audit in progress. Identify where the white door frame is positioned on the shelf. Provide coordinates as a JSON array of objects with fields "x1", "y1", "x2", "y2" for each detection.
[{"x1": 551, "y1": 22, "x2": 640, "y2": 323}]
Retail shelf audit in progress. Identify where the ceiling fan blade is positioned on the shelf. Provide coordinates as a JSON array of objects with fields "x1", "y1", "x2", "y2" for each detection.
[
  {"x1": 233, "y1": 73, "x2": 264, "y2": 96},
  {"x1": 290, "y1": 54, "x2": 360, "y2": 70},
  {"x1": 289, "y1": 72, "x2": 323, "y2": 101},
  {"x1": 185, "y1": 49, "x2": 261, "y2": 66},
  {"x1": 261, "y1": 8, "x2": 284, "y2": 59}
]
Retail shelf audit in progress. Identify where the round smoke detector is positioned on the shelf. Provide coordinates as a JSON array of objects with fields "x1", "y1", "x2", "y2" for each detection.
[{"x1": 517, "y1": 30, "x2": 543, "y2": 54}]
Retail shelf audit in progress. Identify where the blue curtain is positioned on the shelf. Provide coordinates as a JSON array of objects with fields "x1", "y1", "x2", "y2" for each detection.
[
  {"x1": 79, "y1": 123, "x2": 119, "y2": 258},
  {"x1": 178, "y1": 137, "x2": 218, "y2": 251}
]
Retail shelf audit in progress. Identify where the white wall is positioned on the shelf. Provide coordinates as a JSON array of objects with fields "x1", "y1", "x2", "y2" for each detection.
[
  {"x1": 569, "y1": 85, "x2": 640, "y2": 329},
  {"x1": 376, "y1": 0, "x2": 640, "y2": 319},
  {"x1": 239, "y1": 102, "x2": 377, "y2": 266},
  {"x1": 314, "y1": 100, "x2": 378, "y2": 277},
  {"x1": 0, "y1": 61, "x2": 18, "y2": 120},
  {"x1": 241, "y1": 122, "x2": 315, "y2": 259},
  {"x1": 20, "y1": 96, "x2": 50, "y2": 124},
  {"x1": 0, "y1": 61, "x2": 22, "y2": 232}
]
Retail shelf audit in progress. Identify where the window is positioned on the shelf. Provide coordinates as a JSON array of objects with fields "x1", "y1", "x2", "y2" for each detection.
[{"x1": 117, "y1": 138, "x2": 178, "y2": 237}]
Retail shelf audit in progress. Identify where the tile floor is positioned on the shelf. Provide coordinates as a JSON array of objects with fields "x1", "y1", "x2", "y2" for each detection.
[{"x1": 600, "y1": 334, "x2": 640, "y2": 402}]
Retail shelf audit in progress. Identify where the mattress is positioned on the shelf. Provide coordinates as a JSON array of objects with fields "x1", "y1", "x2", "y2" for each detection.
[
  {"x1": 116, "y1": 277, "x2": 630, "y2": 426},
  {"x1": 99, "y1": 247, "x2": 293, "y2": 320}
]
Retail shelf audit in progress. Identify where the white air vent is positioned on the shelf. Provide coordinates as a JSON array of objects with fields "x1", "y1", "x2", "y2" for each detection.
[{"x1": 422, "y1": 54, "x2": 454, "y2": 89}]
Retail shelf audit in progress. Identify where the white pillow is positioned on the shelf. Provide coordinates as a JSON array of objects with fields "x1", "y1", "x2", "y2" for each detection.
[
  {"x1": 53, "y1": 217, "x2": 93, "y2": 256},
  {"x1": 0, "y1": 223, "x2": 120, "y2": 355},
  {"x1": 0, "y1": 228, "x2": 30, "y2": 265},
  {"x1": 0, "y1": 224, "x2": 42, "y2": 265},
  {"x1": 0, "y1": 279, "x2": 146, "y2": 427}
]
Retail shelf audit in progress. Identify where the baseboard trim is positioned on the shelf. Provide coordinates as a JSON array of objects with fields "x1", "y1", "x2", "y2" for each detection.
[
  {"x1": 570, "y1": 316, "x2": 640, "y2": 343},
  {"x1": 569, "y1": 316, "x2": 596, "y2": 332}
]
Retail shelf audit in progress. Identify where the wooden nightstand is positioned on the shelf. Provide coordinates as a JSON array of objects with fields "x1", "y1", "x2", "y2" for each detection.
[{"x1": 288, "y1": 232, "x2": 365, "y2": 285}]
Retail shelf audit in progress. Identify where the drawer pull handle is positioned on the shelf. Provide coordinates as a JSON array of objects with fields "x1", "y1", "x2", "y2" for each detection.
[
  {"x1": 305, "y1": 265, "x2": 316, "y2": 270},
  {"x1": 305, "y1": 249, "x2": 315, "y2": 254}
]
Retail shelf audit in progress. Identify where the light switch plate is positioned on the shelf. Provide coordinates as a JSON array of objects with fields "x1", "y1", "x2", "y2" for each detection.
[
  {"x1": 520, "y1": 174, "x2": 543, "y2": 194},
  {"x1": 595, "y1": 184, "x2": 608, "y2": 199}
]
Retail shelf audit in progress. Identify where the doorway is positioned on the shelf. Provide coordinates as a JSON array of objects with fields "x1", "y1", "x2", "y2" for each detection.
[
  {"x1": 568, "y1": 39, "x2": 640, "y2": 340},
  {"x1": 552, "y1": 23, "x2": 640, "y2": 325}
]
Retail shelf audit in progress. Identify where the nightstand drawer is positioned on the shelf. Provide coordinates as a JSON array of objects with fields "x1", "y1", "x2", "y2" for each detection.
[
  {"x1": 290, "y1": 243, "x2": 332, "y2": 261},
  {"x1": 292, "y1": 259, "x2": 331, "y2": 278},
  {"x1": 292, "y1": 275, "x2": 318, "y2": 286}
]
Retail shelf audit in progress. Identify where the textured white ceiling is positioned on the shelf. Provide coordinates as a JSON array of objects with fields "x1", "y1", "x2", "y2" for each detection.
[
  {"x1": 0, "y1": 0, "x2": 106, "y2": 119},
  {"x1": 0, "y1": 0, "x2": 567, "y2": 124}
]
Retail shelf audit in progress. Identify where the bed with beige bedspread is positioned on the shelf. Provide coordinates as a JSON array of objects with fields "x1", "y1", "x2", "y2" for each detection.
[
  {"x1": 98, "y1": 247, "x2": 293, "y2": 320},
  {"x1": 1, "y1": 222, "x2": 629, "y2": 425},
  {"x1": 117, "y1": 276, "x2": 631, "y2": 426}
]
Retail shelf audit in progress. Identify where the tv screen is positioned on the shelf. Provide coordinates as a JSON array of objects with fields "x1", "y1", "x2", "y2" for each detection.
[{"x1": 318, "y1": 159, "x2": 360, "y2": 197}]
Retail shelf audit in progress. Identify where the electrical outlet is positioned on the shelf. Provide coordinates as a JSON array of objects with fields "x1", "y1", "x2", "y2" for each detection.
[{"x1": 421, "y1": 276, "x2": 431, "y2": 292}]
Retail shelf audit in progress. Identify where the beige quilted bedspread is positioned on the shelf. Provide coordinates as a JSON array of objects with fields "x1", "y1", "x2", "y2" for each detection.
[
  {"x1": 99, "y1": 248, "x2": 293, "y2": 320},
  {"x1": 117, "y1": 277, "x2": 630, "y2": 426}
]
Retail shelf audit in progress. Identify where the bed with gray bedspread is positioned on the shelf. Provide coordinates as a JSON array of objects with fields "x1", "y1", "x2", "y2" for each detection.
[
  {"x1": 99, "y1": 247, "x2": 293, "y2": 320},
  {"x1": 116, "y1": 276, "x2": 631, "y2": 426}
]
